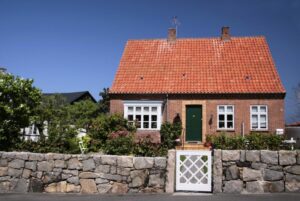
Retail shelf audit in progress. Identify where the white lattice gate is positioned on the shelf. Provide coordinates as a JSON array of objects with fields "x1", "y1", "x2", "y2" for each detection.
[{"x1": 176, "y1": 150, "x2": 212, "y2": 192}]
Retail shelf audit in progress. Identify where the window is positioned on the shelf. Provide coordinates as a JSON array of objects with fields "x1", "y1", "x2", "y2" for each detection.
[
  {"x1": 124, "y1": 101, "x2": 162, "y2": 130},
  {"x1": 217, "y1": 105, "x2": 234, "y2": 130},
  {"x1": 251, "y1": 105, "x2": 268, "y2": 130}
]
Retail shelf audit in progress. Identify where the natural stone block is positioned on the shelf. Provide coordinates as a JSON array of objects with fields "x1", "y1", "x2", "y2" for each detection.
[
  {"x1": 223, "y1": 180, "x2": 243, "y2": 193},
  {"x1": 285, "y1": 174, "x2": 300, "y2": 192},
  {"x1": 0, "y1": 176, "x2": 10, "y2": 181},
  {"x1": 68, "y1": 158, "x2": 83, "y2": 170},
  {"x1": 53, "y1": 153, "x2": 64, "y2": 160},
  {"x1": 95, "y1": 178, "x2": 109, "y2": 184},
  {"x1": 154, "y1": 157, "x2": 167, "y2": 169},
  {"x1": 0, "y1": 159, "x2": 8, "y2": 167},
  {"x1": 246, "y1": 150, "x2": 260, "y2": 162},
  {"x1": 28, "y1": 178, "x2": 43, "y2": 192},
  {"x1": 284, "y1": 165, "x2": 300, "y2": 175},
  {"x1": 98, "y1": 173, "x2": 123, "y2": 182},
  {"x1": 83, "y1": 158, "x2": 96, "y2": 171},
  {"x1": 263, "y1": 169, "x2": 283, "y2": 181},
  {"x1": 45, "y1": 183, "x2": 57, "y2": 193},
  {"x1": 240, "y1": 150, "x2": 245, "y2": 162},
  {"x1": 11, "y1": 178, "x2": 28, "y2": 193},
  {"x1": 79, "y1": 172, "x2": 99, "y2": 179},
  {"x1": 213, "y1": 149, "x2": 222, "y2": 193},
  {"x1": 25, "y1": 161, "x2": 37, "y2": 171},
  {"x1": 117, "y1": 167, "x2": 131, "y2": 176},
  {"x1": 225, "y1": 165, "x2": 239, "y2": 180},
  {"x1": 111, "y1": 182, "x2": 128, "y2": 194},
  {"x1": 0, "y1": 167, "x2": 8, "y2": 176},
  {"x1": 133, "y1": 157, "x2": 154, "y2": 169},
  {"x1": 297, "y1": 150, "x2": 300, "y2": 164},
  {"x1": 130, "y1": 169, "x2": 148, "y2": 187},
  {"x1": 8, "y1": 159, "x2": 25, "y2": 169},
  {"x1": 22, "y1": 169, "x2": 31, "y2": 179},
  {"x1": 97, "y1": 183, "x2": 112, "y2": 194},
  {"x1": 117, "y1": 156, "x2": 133, "y2": 168},
  {"x1": 66, "y1": 183, "x2": 81, "y2": 193},
  {"x1": 246, "y1": 181, "x2": 264, "y2": 193},
  {"x1": 263, "y1": 181, "x2": 284, "y2": 192},
  {"x1": 2, "y1": 152, "x2": 16, "y2": 159},
  {"x1": 42, "y1": 172, "x2": 61, "y2": 184},
  {"x1": 279, "y1": 150, "x2": 296, "y2": 165},
  {"x1": 37, "y1": 161, "x2": 54, "y2": 172},
  {"x1": 95, "y1": 165, "x2": 110, "y2": 173},
  {"x1": 285, "y1": 173, "x2": 300, "y2": 182},
  {"x1": 8, "y1": 167, "x2": 23, "y2": 177},
  {"x1": 63, "y1": 169, "x2": 79, "y2": 176},
  {"x1": 261, "y1": 150, "x2": 278, "y2": 165},
  {"x1": 80, "y1": 179, "x2": 98, "y2": 194},
  {"x1": 242, "y1": 167, "x2": 262, "y2": 181},
  {"x1": 54, "y1": 160, "x2": 66, "y2": 168},
  {"x1": 15, "y1": 152, "x2": 28, "y2": 160},
  {"x1": 0, "y1": 181, "x2": 10, "y2": 193},
  {"x1": 101, "y1": 155, "x2": 117, "y2": 166},
  {"x1": 110, "y1": 166, "x2": 117, "y2": 174},
  {"x1": 67, "y1": 176, "x2": 79, "y2": 185},
  {"x1": 28, "y1": 153, "x2": 44, "y2": 161},
  {"x1": 149, "y1": 174, "x2": 164, "y2": 187},
  {"x1": 222, "y1": 150, "x2": 240, "y2": 161},
  {"x1": 268, "y1": 165, "x2": 282, "y2": 171},
  {"x1": 251, "y1": 162, "x2": 267, "y2": 170}
]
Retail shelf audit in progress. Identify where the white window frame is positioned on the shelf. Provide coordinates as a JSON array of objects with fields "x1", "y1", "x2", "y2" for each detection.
[
  {"x1": 123, "y1": 101, "x2": 163, "y2": 130},
  {"x1": 217, "y1": 105, "x2": 234, "y2": 130},
  {"x1": 250, "y1": 105, "x2": 268, "y2": 131}
]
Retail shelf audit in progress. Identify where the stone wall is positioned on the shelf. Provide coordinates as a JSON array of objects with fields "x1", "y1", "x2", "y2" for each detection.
[
  {"x1": 213, "y1": 150, "x2": 300, "y2": 193},
  {"x1": 0, "y1": 152, "x2": 166, "y2": 194}
]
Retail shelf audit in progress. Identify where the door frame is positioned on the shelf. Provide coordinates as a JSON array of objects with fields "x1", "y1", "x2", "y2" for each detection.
[{"x1": 182, "y1": 101, "x2": 207, "y2": 143}]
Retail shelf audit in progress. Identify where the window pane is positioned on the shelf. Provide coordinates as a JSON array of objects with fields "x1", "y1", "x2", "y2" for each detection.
[
  {"x1": 151, "y1": 115, "x2": 157, "y2": 121},
  {"x1": 260, "y1": 106, "x2": 267, "y2": 113},
  {"x1": 136, "y1": 107, "x2": 141, "y2": 112},
  {"x1": 151, "y1": 107, "x2": 157, "y2": 112},
  {"x1": 227, "y1": 114, "x2": 233, "y2": 121},
  {"x1": 136, "y1": 115, "x2": 141, "y2": 128},
  {"x1": 252, "y1": 115, "x2": 258, "y2": 122},
  {"x1": 219, "y1": 122, "x2": 225, "y2": 128},
  {"x1": 227, "y1": 121, "x2": 233, "y2": 129},
  {"x1": 227, "y1": 106, "x2": 233, "y2": 112},
  {"x1": 251, "y1": 106, "x2": 258, "y2": 113},
  {"x1": 252, "y1": 122, "x2": 258, "y2": 129},
  {"x1": 128, "y1": 115, "x2": 133, "y2": 121},
  {"x1": 260, "y1": 122, "x2": 267, "y2": 129},
  {"x1": 219, "y1": 114, "x2": 225, "y2": 121},
  {"x1": 144, "y1": 107, "x2": 149, "y2": 112},
  {"x1": 136, "y1": 115, "x2": 141, "y2": 121},
  {"x1": 151, "y1": 122, "x2": 157, "y2": 129},
  {"x1": 143, "y1": 122, "x2": 149, "y2": 128},
  {"x1": 143, "y1": 115, "x2": 149, "y2": 121},
  {"x1": 219, "y1": 106, "x2": 225, "y2": 113},
  {"x1": 128, "y1": 107, "x2": 134, "y2": 113},
  {"x1": 260, "y1": 115, "x2": 266, "y2": 123}
]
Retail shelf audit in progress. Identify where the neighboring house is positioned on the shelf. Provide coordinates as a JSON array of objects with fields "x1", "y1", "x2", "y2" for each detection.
[
  {"x1": 43, "y1": 91, "x2": 97, "y2": 104},
  {"x1": 22, "y1": 91, "x2": 96, "y2": 141},
  {"x1": 109, "y1": 27, "x2": 285, "y2": 146}
]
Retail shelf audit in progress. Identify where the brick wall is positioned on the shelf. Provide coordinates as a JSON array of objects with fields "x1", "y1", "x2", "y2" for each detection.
[{"x1": 110, "y1": 95, "x2": 285, "y2": 139}]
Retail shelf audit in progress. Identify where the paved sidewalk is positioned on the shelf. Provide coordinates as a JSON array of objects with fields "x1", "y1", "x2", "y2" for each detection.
[{"x1": 1, "y1": 193, "x2": 300, "y2": 201}]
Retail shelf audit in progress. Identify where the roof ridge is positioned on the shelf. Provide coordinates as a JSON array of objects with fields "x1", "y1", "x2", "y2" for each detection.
[{"x1": 127, "y1": 36, "x2": 266, "y2": 41}]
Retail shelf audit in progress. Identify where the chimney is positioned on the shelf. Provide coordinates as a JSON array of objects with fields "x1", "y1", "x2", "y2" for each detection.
[
  {"x1": 168, "y1": 28, "x2": 176, "y2": 42},
  {"x1": 221, "y1": 26, "x2": 230, "y2": 41}
]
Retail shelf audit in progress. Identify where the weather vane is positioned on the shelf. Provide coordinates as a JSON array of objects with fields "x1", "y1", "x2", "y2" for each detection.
[{"x1": 171, "y1": 16, "x2": 180, "y2": 36}]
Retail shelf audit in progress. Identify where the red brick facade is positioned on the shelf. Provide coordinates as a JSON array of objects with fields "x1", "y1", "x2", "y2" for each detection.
[{"x1": 110, "y1": 94, "x2": 285, "y2": 142}]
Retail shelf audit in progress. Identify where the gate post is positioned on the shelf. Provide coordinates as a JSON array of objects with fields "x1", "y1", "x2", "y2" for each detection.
[
  {"x1": 213, "y1": 149, "x2": 222, "y2": 193},
  {"x1": 165, "y1": 149, "x2": 176, "y2": 193}
]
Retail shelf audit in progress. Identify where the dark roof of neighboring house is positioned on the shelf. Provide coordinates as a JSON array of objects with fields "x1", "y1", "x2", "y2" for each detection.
[
  {"x1": 286, "y1": 122, "x2": 300, "y2": 127},
  {"x1": 43, "y1": 91, "x2": 96, "y2": 104},
  {"x1": 110, "y1": 37, "x2": 285, "y2": 95}
]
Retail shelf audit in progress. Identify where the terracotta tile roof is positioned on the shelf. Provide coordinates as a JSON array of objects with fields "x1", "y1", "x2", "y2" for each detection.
[{"x1": 110, "y1": 37, "x2": 285, "y2": 94}]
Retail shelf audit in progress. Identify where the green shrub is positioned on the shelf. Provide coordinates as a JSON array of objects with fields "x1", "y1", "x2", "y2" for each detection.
[
  {"x1": 160, "y1": 122, "x2": 182, "y2": 149},
  {"x1": 103, "y1": 131, "x2": 134, "y2": 155},
  {"x1": 206, "y1": 132, "x2": 284, "y2": 150},
  {"x1": 133, "y1": 136, "x2": 168, "y2": 157}
]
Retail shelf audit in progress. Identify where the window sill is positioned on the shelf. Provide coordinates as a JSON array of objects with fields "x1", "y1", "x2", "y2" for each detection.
[
  {"x1": 217, "y1": 129, "x2": 235, "y2": 132},
  {"x1": 137, "y1": 129, "x2": 160, "y2": 131},
  {"x1": 250, "y1": 129, "x2": 269, "y2": 132}
]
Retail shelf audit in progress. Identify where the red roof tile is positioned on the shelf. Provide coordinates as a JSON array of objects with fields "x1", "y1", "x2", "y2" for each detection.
[{"x1": 110, "y1": 37, "x2": 285, "y2": 94}]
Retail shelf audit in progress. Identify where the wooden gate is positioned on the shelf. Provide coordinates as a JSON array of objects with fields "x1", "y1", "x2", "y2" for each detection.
[{"x1": 176, "y1": 150, "x2": 212, "y2": 192}]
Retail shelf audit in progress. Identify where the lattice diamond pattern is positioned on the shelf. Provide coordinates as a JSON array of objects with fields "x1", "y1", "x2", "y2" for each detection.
[{"x1": 179, "y1": 154, "x2": 209, "y2": 185}]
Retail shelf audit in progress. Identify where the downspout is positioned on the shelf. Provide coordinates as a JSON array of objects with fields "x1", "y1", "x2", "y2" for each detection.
[{"x1": 165, "y1": 94, "x2": 169, "y2": 122}]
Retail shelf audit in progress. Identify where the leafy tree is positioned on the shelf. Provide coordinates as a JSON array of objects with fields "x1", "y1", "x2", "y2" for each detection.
[
  {"x1": 98, "y1": 88, "x2": 110, "y2": 113},
  {"x1": 0, "y1": 73, "x2": 41, "y2": 150}
]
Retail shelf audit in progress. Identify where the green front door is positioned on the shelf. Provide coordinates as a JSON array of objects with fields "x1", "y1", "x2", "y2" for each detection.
[{"x1": 186, "y1": 105, "x2": 202, "y2": 142}]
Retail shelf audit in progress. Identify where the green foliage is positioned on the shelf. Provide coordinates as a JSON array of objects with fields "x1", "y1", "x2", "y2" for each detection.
[
  {"x1": 103, "y1": 131, "x2": 134, "y2": 155},
  {"x1": 160, "y1": 122, "x2": 182, "y2": 149},
  {"x1": 98, "y1": 88, "x2": 110, "y2": 113},
  {"x1": 206, "y1": 132, "x2": 284, "y2": 150},
  {"x1": 0, "y1": 73, "x2": 41, "y2": 150},
  {"x1": 133, "y1": 136, "x2": 168, "y2": 157}
]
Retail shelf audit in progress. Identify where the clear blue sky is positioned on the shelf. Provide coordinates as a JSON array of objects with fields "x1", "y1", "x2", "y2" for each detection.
[{"x1": 0, "y1": 0, "x2": 299, "y2": 123}]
